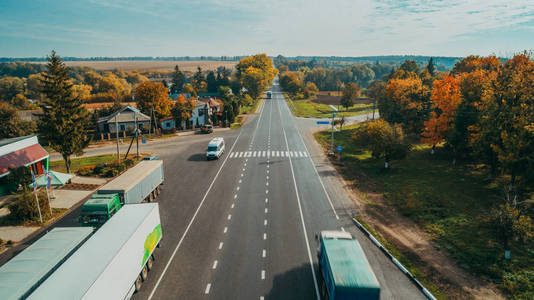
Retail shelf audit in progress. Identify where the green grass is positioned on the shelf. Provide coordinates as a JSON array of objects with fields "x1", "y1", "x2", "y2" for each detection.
[
  {"x1": 50, "y1": 154, "x2": 121, "y2": 173},
  {"x1": 315, "y1": 123, "x2": 534, "y2": 298},
  {"x1": 285, "y1": 94, "x2": 373, "y2": 118}
]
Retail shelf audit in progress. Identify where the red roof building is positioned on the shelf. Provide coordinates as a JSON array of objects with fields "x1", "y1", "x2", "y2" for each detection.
[{"x1": 0, "y1": 135, "x2": 49, "y2": 179}]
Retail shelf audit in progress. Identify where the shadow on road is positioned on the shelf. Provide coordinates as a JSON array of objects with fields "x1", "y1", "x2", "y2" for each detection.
[
  {"x1": 187, "y1": 153, "x2": 208, "y2": 162},
  {"x1": 265, "y1": 263, "x2": 318, "y2": 300}
]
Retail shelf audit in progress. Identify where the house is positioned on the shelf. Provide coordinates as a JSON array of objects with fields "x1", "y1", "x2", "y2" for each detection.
[
  {"x1": 0, "y1": 135, "x2": 49, "y2": 194},
  {"x1": 97, "y1": 106, "x2": 151, "y2": 134},
  {"x1": 160, "y1": 116, "x2": 176, "y2": 133},
  {"x1": 191, "y1": 100, "x2": 209, "y2": 127}
]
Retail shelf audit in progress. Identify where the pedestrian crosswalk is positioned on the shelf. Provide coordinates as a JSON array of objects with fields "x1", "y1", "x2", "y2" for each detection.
[{"x1": 229, "y1": 150, "x2": 308, "y2": 159}]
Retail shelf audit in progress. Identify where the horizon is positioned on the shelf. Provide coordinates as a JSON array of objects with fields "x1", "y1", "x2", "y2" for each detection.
[{"x1": 1, "y1": 1, "x2": 534, "y2": 58}]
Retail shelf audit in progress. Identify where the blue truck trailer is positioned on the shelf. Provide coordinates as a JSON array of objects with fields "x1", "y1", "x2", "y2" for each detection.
[{"x1": 317, "y1": 230, "x2": 380, "y2": 300}]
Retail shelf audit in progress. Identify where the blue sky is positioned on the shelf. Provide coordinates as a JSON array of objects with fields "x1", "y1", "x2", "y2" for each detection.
[{"x1": 1, "y1": 0, "x2": 533, "y2": 58}]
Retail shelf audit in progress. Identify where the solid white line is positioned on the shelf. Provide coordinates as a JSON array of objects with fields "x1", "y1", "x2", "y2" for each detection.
[
  {"x1": 261, "y1": 270, "x2": 266, "y2": 280},
  {"x1": 262, "y1": 249, "x2": 266, "y2": 258},
  {"x1": 148, "y1": 129, "x2": 244, "y2": 300},
  {"x1": 278, "y1": 97, "x2": 321, "y2": 300},
  {"x1": 224, "y1": 227, "x2": 227, "y2": 233},
  {"x1": 205, "y1": 283, "x2": 211, "y2": 294},
  {"x1": 212, "y1": 260, "x2": 218, "y2": 269},
  {"x1": 219, "y1": 242, "x2": 224, "y2": 249}
]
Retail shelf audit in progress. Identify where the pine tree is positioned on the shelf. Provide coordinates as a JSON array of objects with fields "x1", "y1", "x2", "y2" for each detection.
[
  {"x1": 39, "y1": 51, "x2": 91, "y2": 173},
  {"x1": 170, "y1": 65, "x2": 185, "y2": 94},
  {"x1": 427, "y1": 57, "x2": 436, "y2": 76}
]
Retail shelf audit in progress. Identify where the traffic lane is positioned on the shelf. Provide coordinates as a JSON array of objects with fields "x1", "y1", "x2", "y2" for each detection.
[
  {"x1": 133, "y1": 130, "x2": 248, "y2": 299},
  {"x1": 279, "y1": 96, "x2": 426, "y2": 299},
  {"x1": 207, "y1": 156, "x2": 267, "y2": 300}
]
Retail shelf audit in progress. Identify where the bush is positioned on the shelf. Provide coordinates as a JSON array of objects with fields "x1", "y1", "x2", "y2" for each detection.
[
  {"x1": 76, "y1": 159, "x2": 137, "y2": 178},
  {"x1": 77, "y1": 165, "x2": 95, "y2": 176},
  {"x1": 503, "y1": 270, "x2": 534, "y2": 299},
  {"x1": 8, "y1": 190, "x2": 51, "y2": 222}
]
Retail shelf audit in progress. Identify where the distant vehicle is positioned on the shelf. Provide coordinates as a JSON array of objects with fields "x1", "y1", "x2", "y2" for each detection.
[
  {"x1": 98, "y1": 160, "x2": 164, "y2": 204},
  {"x1": 28, "y1": 203, "x2": 163, "y2": 299},
  {"x1": 0, "y1": 227, "x2": 93, "y2": 300},
  {"x1": 317, "y1": 230, "x2": 380, "y2": 300},
  {"x1": 143, "y1": 155, "x2": 159, "y2": 160},
  {"x1": 206, "y1": 137, "x2": 225, "y2": 160},
  {"x1": 79, "y1": 193, "x2": 122, "y2": 227},
  {"x1": 266, "y1": 91, "x2": 272, "y2": 99},
  {"x1": 200, "y1": 124, "x2": 213, "y2": 134}
]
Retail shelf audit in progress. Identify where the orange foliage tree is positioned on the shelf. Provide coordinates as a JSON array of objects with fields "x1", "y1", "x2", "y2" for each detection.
[
  {"x1": 422, "y1": 75, "x2": 462, "y2": 150},
  {"x1": 135, "y1": 81, "x2": 172, "y2": 118}
]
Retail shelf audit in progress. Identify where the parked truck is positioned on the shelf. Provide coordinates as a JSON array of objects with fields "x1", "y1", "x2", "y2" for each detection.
[
  {"x1": 317, "y1": 230, "x2": 380, "y2": 300},
  {"x1": 79, "y1": 193, "x2": 122, "y2": 227},
  {"x1": 97, "y1": 160, "x2": 164, "y2": 204},
  {"x1": 29, "y1": 203, "x2": 163, "y2": 299},
  {"x1": 0, "y1": 227, "x2": 93, "y2": 300}
]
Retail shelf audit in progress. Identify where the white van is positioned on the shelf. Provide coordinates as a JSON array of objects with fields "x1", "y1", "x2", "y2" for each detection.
[{"x1": 206, "y1": 137, "x2": 225, "y2": 160}]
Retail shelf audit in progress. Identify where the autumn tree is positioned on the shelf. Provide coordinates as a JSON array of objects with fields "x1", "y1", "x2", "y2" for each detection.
[
  {"x1": 39, "y1": 51, "x2": 91, "y2": 173},
  {"x1": 192, "y1": 67, "x2": 205, "y2": 94},
  {"x1": 0, "y1": 102, "x2": 36, "y2": 138},
  {"x1": 353, "y1": 119, "x2": 411, "y2": 169},
  {"x1": 421, "y1": 75, "x2": 462, "y2": 153},
  {"x1": 183, "y1": 83, "x2": 196, "y2": 97},
  {"x1": 0, "y1": 76, "x2": 24, "y2": 102},
  {"x1": 280, "y1": 72, "x2": 302, "y2": 96},
  {"x1": 236, "y1": 54, "x2": 276, "y2": 100},
  {"x1": 170, "y1": 65, "x2": 185, "y2": 94},
  {"x1": 135, "y1": 81, "x2": 172, "y2": 119},
  {"x1": 172, "y1": 94, "x2": 194, "y2": 129},
  {"x1": 303, "y1": 82, "x2": 318, "y2": 98},
  {"x1": 340, "y1": 82, "x2": 359, "y2": 110}
]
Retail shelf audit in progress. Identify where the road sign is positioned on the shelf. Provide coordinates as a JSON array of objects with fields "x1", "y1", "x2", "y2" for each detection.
[
  {"x1": 142, "y1": 139, "x2": 146, "y2": 144},
  {"x1": 337, "y1": 146, "x2": 342, "y2": 152},
  {"x1": 329, "y1": 105, "x2": 338, "y2": 112},
  {"x1": 317, "y1": 121, "x2": 329, "y2": 125}
]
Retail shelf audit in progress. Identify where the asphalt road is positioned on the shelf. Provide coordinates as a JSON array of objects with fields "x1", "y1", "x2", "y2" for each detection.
[
  {"x1": 2, "y1": 82, "x2": 425, "y2": 299},
  {"x1": 134, "y1": 83, "x2": 426, "y2": 300}
]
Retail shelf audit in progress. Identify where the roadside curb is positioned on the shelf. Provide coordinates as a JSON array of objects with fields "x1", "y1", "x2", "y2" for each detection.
[{"x1": 352, "y1": 218, "x2": 437, "y2": 300}]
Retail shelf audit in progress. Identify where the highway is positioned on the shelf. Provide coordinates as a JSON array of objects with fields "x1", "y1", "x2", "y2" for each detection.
[{"x1": 133, "y1": 82, "x2": 426, "y2": 299}]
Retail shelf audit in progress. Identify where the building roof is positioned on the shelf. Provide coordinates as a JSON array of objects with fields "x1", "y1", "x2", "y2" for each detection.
[
  {"x1": 0, "y1": 227, "x2": 93, "y2": 300},
  {"x1": 0, "y1": 135, "x2": 35, "y2": 147},
  {"x1": 160, "y1": 116, "x2": 173, "y2": 122},
  {"x1": 0, "y1": 143, "x2": 49, "y2": 177},
  {"x1": 97, "y1": 106, "x2": 151, "y2": 124},
  {"x1": 207, "y1": 98, "x2": 222, "y2": 107}
]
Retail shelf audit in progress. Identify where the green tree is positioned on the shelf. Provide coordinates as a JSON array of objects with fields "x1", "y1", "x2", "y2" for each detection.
[
  {"x1": 353, "y1": 119, "x2": 411, "y2": 169},
  {"x1": 206, "y1": 71, "x2": 218, "y2": 93},
  {"x1": 340, "y1": 82, "x2": 359, "y2": 110},
  {"x1": 192, "y1": 67, "x2": 205, "y2": 94},
  {"x1": 399, "y1": 60, "x2": 420, "y2": 74},
  {"x1": 426, "y1": 57, "x2": 435, "y2": 76},
  {"x1": 0, "y1": 76, "x2": 24, "y2": 102},
  {"x1": 38, "y1": 51, "x2": 91, "y2": 173},
  {"x1": 0, "y1": 102, "x2": 36, "y2": 138},
  {"x1": 366, "y1": 80, "x2": 386, "y2": 120},
  {"x1": 170, "y1": 65, "x2": 185, "y2": 94},
  {"x1": 5, "y1": 166, "x2": 32, "y2": 191},
  {"x1": 279, "y1": 72, "x2": 302, "y2": 96},
  {"x1": 490, "y1": 201, "x2": 533, "y2": 259}
]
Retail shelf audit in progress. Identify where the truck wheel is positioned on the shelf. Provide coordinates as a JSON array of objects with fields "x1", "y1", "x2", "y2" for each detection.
[
  {"x1": 148, "y1": 193, "x2": 153, "y2": 202},
  {"x1": 135, "y1": 275, "x2": 142, "y2": 292},
  {"x1": 141, "y1": 265, "x2": 148, "y2": 281},
  {"x1": 147, "y1": 255, "x2": 154, "y2": 270}
]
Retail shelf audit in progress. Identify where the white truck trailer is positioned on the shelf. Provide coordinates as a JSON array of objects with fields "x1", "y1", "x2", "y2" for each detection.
[
  {"x1": 97, "y1": 160, "x2": 164, "y2": 204},
  {"x1": 28, "y1": 203, "x2": 163, "y2": 300}
]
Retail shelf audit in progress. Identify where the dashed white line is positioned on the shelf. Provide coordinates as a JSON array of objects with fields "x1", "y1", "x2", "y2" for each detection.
[
  {"x1": 231, "y1": 203, "x2": 234, "y2": 208},
  {"x1": 261, "y1": 270, "x2": 266, "y2": 280},
  {"x1": 237, "y1": 186, "x2": 240, "y2": 191},
  {"x1": 241, "y1": 173, "x2": 244, "y2": 177},
  {"x1": 265, "y1": 190, "x2": 269, "y2": 194},
  {"x1": 219, "y1": 242, "x2": 224, "y2": 250},
  {"x1": 265, "y1": 208, "x2": 268, "y2": 213},
  {"x1": 238, "y1": 179, "x2": 242, "y2": 183},
  {"x1": 265, "y1": 198, "x2": 268, "y2": 203},
  {"x1": 263, "y1": 233, "x2": 267, "y2": 240},
  {"x1": 264, "y1": 219, "x2": 268, "y2": 226},
  {"x1": 205, "y1": 283, "x2": 211, "y2": 294},
  {"x1": 341, "y1": 227, "x2": 345, "y2": 232},
  {"x1": 262, "y1": 249, "x2": 266, "y2": 258},
  {"x1": 228, "y1": 214, "x2": 232, "y2": 220},
  {"x1": 212, "y1": 260, "x2": 218, "y2": 269},
  {"x1": 223, "y1": 227, "x2": 227, "y2": 233},
  {"x1": 234, "y1": 194, "x2": 238, "y2": 199},
  {"x1": 266, "y1": 182, "x2": 269, "y2": 186}
]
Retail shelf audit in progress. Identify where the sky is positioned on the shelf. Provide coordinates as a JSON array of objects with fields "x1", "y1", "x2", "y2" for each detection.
[{"x1": 1, "y1": 0, "x2": 534, "y2": 58}]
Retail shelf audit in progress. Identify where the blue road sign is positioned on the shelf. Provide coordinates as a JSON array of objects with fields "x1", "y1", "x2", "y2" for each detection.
[
  {"x1": 142, "y1": 139, "x2": 146, "y2": 144},
  {"x1": 316, "y1": 121, "x2": 329, "y2": 125},
  {"x1": 337, "y1": 145, "x2": 342, "y2": 152}
]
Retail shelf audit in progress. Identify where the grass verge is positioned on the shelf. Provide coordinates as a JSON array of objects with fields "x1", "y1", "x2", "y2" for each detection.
[
  {"x1": 285, "y1": 93, "x2": 372, "y2": 118},
  {"x1": 50, "y1": 154, "x2": 121, "y2": 173},
  {"x1": 314, "y1": 123, "x2": 533, "y2": 299}
]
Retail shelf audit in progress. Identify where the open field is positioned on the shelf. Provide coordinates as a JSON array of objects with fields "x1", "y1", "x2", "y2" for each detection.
[
  {"x1": 32, "y1": 60, "x2": 238, "y2": 72},
  {"x1": 285, "y1": 93, "x2": 372, "y2": 118},
  {"x1": 313, "y1": 91, "x2": 372, "y2": 106},
  {"x1": 314, "y1": 123, "x2": 532, "y2": 299}
]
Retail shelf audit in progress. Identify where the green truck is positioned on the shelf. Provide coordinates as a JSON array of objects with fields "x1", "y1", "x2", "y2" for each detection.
[
  {"x1": 79, "y1": 194, "x2": 122, "y2": 227},
  {"x1": 317, "y1": 230, "x2": 380, "y2": 300}
]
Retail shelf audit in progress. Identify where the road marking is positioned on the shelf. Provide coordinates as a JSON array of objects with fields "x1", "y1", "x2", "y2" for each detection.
[
  {"x1": 266, "y1": 176, "x2": 269, "y2": 180},
  {"x1": 205, "y1": 283, "x2": 211, "y2": 294},
  {"x1": 265, "y1": 208, "x2": 268, "y2": 213},
  {"x1": 238, "y1": 179, "x2": 242, "y2": 183},
  {"x1": 260, "y1": 297, "x2": 264, "y2": 300},
  {"x1": 265, "y1": 198, "x2": 268, "y2": 203},
  {"x1": 265, "y1": 190, "x2": 269, "y2": 194},
  {"x1": 341, "y1": 227, "x2": 345, "y2": 232},
  {"x1": 285, "y1": 151, "x2": 289, "y2": 157},
  {"x1": 242, "y1": 168, "x2": 245, "y2": 172},
  {"x1": 264, "y1": 219, "x2": 268, "y2": 226},
  {"x1": 231, "y1": 203, "x2": 234, "y2": 208},
  {"x1": 148, "y1": 129, "x2": 244, "y2": 300},
  {"x1": 219, "y1": 242, "x2": 224, "y2": 249},
  {"x1": 261, "y1": 270, "x2": 266, "y2": 280},
  {"x1": 253, "y1": 151, "x2": 257, "y2": 157},
  {"x1": 263, "y1": 233, "x2": 267, "y2": 240},
  {"x1": 246, "y1": 158, "x2": 248, "y2": 162},
  {"x1": 263, "y1": 151, "x2": 266, "y2": 157},
  {"x1": 212, "y1": 260, "x2": 218, "y2": 269},
  {"x1": 238, "y1": 152, "x2": 243, "y2": 158},
  {"x1": 230, "y1": 152, "x2": 235, "y2": 158},
  {"x1": 241, "y1": 173, "x2": 244, "y2": 177},
  {"x1": 234, "y1": 194, "x2": 238, "y2": 199},
  {"x1": 278, "y1": 98, "x2": 321, "y2": 300},
  {"x1": 224, "y1": 227, "x2": 227, "y2": 233},
  {"x1": 227, "y1": 214, "x2": 232, "y2": 220},
  {"x1": 244, "y1": 163, "x2": 247, "y2": 167},
  {"x1": 266, "y1": 170, "x2": 269, "y2": 174},
  {"x1": 266, "y1": 182, "x2": 269, "y2": 186},
  {"x1": 262, "y1": 249, "x2": 266, "y2": 258}
]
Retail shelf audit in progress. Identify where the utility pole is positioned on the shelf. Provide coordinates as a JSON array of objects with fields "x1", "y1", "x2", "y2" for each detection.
[
  {"x1": 135, "y1": 112, "x2": 139, "y2": 158},
  {"x1": 329, "y1": 105, "x2": 338, "y2": 156},
  {"x1": 115, "y1": 112, "x2": 120, "y2": 163}
]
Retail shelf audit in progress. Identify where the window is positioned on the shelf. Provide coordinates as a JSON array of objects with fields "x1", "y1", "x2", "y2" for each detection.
[
  {"x1": 207, "y1": 145, "x2": 218, "y2": 151},
  {"x1": 120, "y1": 124, "x2": 125, "y2": 131}
]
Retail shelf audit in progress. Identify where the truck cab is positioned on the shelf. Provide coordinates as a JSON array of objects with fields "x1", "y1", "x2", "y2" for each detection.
[
  {"x1": 317, "y1": 230, "x2": 380, "y2": 300},
  {"x1": 79, "y1": 194, "x2": 122, "y2": 227}
]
